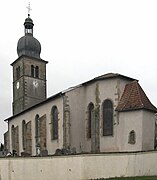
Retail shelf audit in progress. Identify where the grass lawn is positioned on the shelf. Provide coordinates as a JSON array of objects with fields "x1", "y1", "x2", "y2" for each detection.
[{"x1": 96, "y1": 176, "x2": 157, "y2": 180}]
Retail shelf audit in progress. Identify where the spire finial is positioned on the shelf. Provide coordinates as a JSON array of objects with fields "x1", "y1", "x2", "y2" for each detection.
[{"x1": 26, "y1": 2, "x2": 32, "y2": 17}]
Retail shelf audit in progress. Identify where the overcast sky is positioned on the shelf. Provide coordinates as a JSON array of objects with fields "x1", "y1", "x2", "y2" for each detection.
[{"x1": 0, "y1": 0, "x2": 157, "y2": 143}]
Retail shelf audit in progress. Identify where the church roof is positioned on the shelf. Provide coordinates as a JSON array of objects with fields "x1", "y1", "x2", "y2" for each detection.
[
  {"x1": 116, "y1": 81, "x2": 157, "y2": 112},
  {"x1": 94, "y1": 73, "x2": 134, "y2": 80},
  {"x1": 64, "y1": 73, "x2": 135, "y2": 93},
  {"x1": 82, "y1": 73, "x2": 135, "y2": 85}
]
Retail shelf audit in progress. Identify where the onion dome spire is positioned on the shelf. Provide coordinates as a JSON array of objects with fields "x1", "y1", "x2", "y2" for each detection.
[{"x1": 17, "y1": 3, "x2": 41, "y2": 59}]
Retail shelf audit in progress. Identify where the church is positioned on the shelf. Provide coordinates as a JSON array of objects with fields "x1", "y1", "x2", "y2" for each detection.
[{"x1": 4, "y1": 13, "x2": 157, "y2": 156}]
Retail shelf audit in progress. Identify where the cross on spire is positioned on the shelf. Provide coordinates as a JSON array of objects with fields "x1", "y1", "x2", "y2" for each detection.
[{"x1": 26, "y1": 2, "x2": 32, "y2": 17}]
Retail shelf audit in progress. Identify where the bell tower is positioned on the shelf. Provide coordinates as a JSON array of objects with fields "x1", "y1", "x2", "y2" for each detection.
[{"x1": 12, "y1": 9, "x2": 48, "y2": 115}]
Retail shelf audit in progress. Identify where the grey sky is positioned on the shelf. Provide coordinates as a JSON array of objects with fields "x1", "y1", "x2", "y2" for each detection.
[{"x1": 0, "y1": 0, "x2": 157, "y2": 142}]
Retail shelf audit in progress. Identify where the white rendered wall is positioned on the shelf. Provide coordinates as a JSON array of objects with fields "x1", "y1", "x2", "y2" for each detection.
[
  {"x1": 64, "y1": 77, "x2": 132, "y2": 153},
  {"x1": 117, "y1": 110, "x2": 143, "y2": 151},
  {"x1": 142, "y1": 110, "x2": 155, "y2": 150},
  {"x1": 8, "y1": 97, "x2": 63, "y2": 156},
  {"x1": 0, "y1": 151, "x2": 157, "y2": 180}
]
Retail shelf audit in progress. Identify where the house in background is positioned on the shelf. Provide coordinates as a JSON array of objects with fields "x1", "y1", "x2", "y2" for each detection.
[{"x1": 4, "y1": 14, "x2": 157, "y2": 156}]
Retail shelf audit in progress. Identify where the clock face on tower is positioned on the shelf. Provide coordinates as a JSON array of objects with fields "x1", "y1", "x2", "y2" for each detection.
[
  {"x1": 33, "y1": 80, "x2": 38, "y2": 88},
  {"x1": 16, "y1": 82, "x2": 20, "y2": 89}
]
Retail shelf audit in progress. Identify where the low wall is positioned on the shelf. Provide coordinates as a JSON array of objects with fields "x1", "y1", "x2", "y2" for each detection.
[{"x1": 0, "y1": 151, "x2": 157, "y2": 180}]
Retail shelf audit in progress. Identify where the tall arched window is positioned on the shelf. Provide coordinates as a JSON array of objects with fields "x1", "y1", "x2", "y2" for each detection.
[
  {"x1": 35, "y1": 114, "x2": 39, "y2": 144},
  {"x1": 51, "y1": 106, "x2": 58, "y2": 140},
  {"x1": 35, "y1": 66, "x2": 39, "y2": 78},
  {"x1": 103, "y1": 99, "x2": 113, "y2": 136},
  {"x1": 11, "y1": 125, "x2": 15, "y2": 150},
  {"x1": 87, "y1": 103, "x2": 94, "y2": 139},
  {"x1": 31, "y1": 65, "x2": 35, "y2": 77},
  {"x1": 11, "y1": 125, "x2": 19, "y2": 155},
  {"x1": 22, "y1": 120, "x2": 26, "y2": 150}
]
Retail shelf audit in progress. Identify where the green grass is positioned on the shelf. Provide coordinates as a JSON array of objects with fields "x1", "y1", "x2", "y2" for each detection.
[{"x1": 95, "y1": 176, "x2": 157, "y2": 180}]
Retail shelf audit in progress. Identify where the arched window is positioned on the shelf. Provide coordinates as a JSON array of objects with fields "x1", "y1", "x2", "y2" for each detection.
[
  {"x1": 35, "y1": 66, "x2": 39, "y2": 78},
  {"x1": 87, "y1": 103, "x2": 94, "y2": 139},
  {"x1": 35, "y1": 114, "x2": 39, "y2": 144},
  {"x1": 31, "y1": 65, "x2": 35, "y2": 77},
  {"x1": 128, "y1": 130, "x2": 136, "y2": 144},
  {"x1": 31, "y1": 65, "x2": 39, "y2": 78},
  {"x1": 51, "y1": 106, "x2": 58, "y2": 140},
  {"x1": 11, "y1": 125, "x2": 19, "y2": 155},
  {"x1": 22, "y1": 120, "x2": 26, "y2": 150},
  {"x1": 16, "y1": 66, "x2": 20, "y2": 79},
  {"x1": 103, "y1": 99, "x2": 113, "y2": 136},
  {"x1": 11, "y1": 125, "x2": 15, "y2": 150}
]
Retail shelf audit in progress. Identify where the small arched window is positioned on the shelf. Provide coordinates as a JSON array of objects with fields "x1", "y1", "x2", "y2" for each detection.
[
  {"x1": 35, "y1": 66, "x2": 39, "y2": 78},
  {"x1": 22, "y1": 120, "x2": 26, "y2": 150},
  {"x1": 87, "y1": 103, "x2": 94, "y2": 139},
  {"x1": 128, "y1": 130, "x2": 136, "y2": 144},
  {"x1": 103, "y1": 99, "x2": 113, "y2": 136},
  {"x1": 51, "y1": 106, "x2": 58, "y2": 140},
  {"x1": 16, "y1": 66, "x2": 20, "y2": 79},
  {"x1": 31, "y1": 65, "x2": 35, "y2": 77}
]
